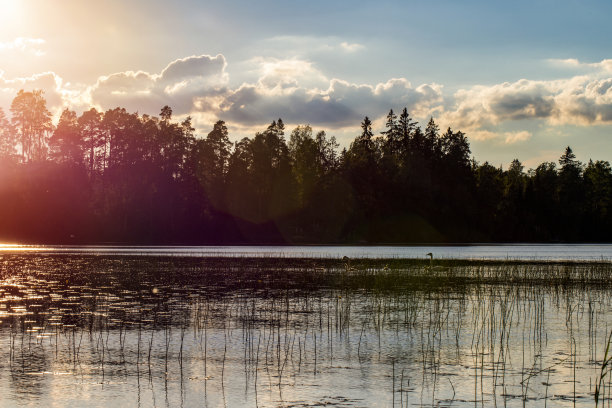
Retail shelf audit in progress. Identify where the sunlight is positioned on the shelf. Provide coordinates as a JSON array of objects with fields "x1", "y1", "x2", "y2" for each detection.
[
  {"x1": 0, "y1": 244, "x2": 40, "y2": 251},
  {"x1": 0, "y1": 0, "x2": 23, "y2": 32},
  {"x1": 0, "y1": 0, "x2": 19, "y2": 17}
]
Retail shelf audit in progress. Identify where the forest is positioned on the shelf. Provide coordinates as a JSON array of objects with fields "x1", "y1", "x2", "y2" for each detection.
[{"x1": 0, "y1": 89, "x2": 610, "y2": 244}]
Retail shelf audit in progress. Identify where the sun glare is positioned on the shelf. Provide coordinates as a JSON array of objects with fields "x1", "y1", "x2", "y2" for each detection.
[
  {"x1": 0, "y1": 244, "x2": 39, "y2": 251},
  {"x1": 0, "y1": 0, "x2": 18, "y2": 14},
  {"x1": 0, "y1": 0, "x2": 22, "y2": 29}
]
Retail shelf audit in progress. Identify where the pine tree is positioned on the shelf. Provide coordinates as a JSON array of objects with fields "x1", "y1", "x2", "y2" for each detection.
[
  {"x1": 10, "y1": 89, "x2": 53, "y2": 162},
  {"x1": 0, "y1": 107, "x2": 16, "y2": 160}
]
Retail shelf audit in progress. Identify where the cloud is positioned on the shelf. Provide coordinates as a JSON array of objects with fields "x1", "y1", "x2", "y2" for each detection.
[
  {"x1": 215, "y1": 76, "x2": 443, "y2": 128},
  {"x1": 552, "y1": 77, "x2": 612, "y2": 124},
  {"x1": 0, "y1": 71, "x2": 64, "y2": 112},
  {"x1": 440, "y1": 65, "x2": 612, "y2": 139},
  {"x1": 340, "y1": 42, "x2": 364, "y2": 52},
  {"x1": 88, "y1": 54, "x2": 228, "y2": 115},
  {"x1": 431, "y1": 60, "x2": 612, "y2": 144},
  {"x1": 462, "y1": 129, "x2": 532, "y2": 144},
  {"x1": 0, "y1": 37, "x2": 46, "y2": 56},
  {"x1": 469, "y1": 130, "x2": 498, "y2": 141},
  {"x1": 257, "y1": 36, "x2": 366, "y2": 59},
  {"x1": 252, "y1": 57, "x2": 328, "y2": 90},
  {"x1": 87, "y1": 55, "x2": 443, "y2": 130},
  {"x1": 440, "y1": 79, "x2": 557, "y2": 131},
  {"x1": 549, "y1": 58, "x2": 612, "y2": 73},
  {"x1": 504, "y1": 131, "x2": 531, "y2": 144},
  {"x1": 2, "y1": 54, "x2": 611, "y2": 148}
]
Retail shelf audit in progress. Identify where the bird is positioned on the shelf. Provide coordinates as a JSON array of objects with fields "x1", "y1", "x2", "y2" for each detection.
[
  {"x1": 426, "y1": 252, "x2": 450, "y2": 272},
  {"x1": 342, "y1": 256, "x2": 357, "y2": 273}
]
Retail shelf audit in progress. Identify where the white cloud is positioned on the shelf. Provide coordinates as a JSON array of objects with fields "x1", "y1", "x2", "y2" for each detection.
[
  {"x1": 340, "y1": 42, "x2": 364, "y2": 52},
  {"x1": 88, "y1": 54, "x2": 228, "y2": 115},
  {"x1": 214, "y1": 76, "x2": 443, "y2": 128},
  {"x1": 0, "y1": 37, "x2": 46, "y2": 56},
  {"x1": 252, "y1": 57, "x2": 328, "y2": 91},
  {"x1": 440, "y1": 79, "x2": 557, "y2": 131},
  {"x1": 469, "y1": 130, "x2": 498, "y2": 141},
  {"x1": 548, "y1": 58, "x2": 612, "y2": 73},
  {"x1": 261, "y1": 35, "x2": 366, "y2": 56},
  {"x1": 0, "y1": 71, "x2": 63, "y2": 111},
  {"x1": 504, "y1": 130, "x2": 531, "y2": 144},
  {"x1": 439, "y1": 62, "x2": 612, "y2": 141},
  {"x1": 1, "y1": 55, "x2": 611, "y2": 149},
  {"x1": 552, "y1": 76, "x2": 612, "y2": 125}
]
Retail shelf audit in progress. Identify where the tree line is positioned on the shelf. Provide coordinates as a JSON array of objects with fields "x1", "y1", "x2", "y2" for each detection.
[{"x1": 0, "y1": 90, "x2": 610, "y2": 243}]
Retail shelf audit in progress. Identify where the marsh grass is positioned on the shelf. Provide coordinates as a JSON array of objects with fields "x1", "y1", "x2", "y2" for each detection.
[{"x1": 1, "y1": 254, "x2": 612, "y2": 406}]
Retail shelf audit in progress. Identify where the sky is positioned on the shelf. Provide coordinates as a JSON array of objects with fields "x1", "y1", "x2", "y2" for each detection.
[{"x1": 1, "y1": 0, "x2": 612, "y2": 167}]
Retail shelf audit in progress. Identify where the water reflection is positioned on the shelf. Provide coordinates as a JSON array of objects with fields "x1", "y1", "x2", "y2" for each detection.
[
  {"x1": 2, "y1": 243, "x2": 612, "y2": 260},
  {"x1": 0, "y1": 254, "x2": 611, "y2": 406}
]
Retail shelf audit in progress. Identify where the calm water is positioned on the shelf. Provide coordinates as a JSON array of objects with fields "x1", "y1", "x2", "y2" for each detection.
[
  {"x1": 1, "y1": 253, "x2": 612, "y2": 407},
  {"x1": 2, "y1": 243, "x2": 612, "y2": 260}
]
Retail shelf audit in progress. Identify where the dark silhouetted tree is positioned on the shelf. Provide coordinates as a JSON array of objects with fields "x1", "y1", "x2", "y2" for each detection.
[
  {"x1": 475, "y1": 162, "x2": 504, "y2": 239},
  {"x1": 192, "y1": 119, "x2": 231, "y2": 210},
  {"x1": 78, "y1": 108, "x2": 104, "y2": 174},
  {"x1": 10, "y1": 89, "x2": 52, "y2": 162},
  {"x1": 51, "y1": 109, "x2": 83, "y2": 166},
  {"x1": 1, "y1": 88, "x2": 611, "y2": 244},
  {"x1": 500, "y1": 159, "x2": 527, "y2": 239},
  {"x1": 583, "y1": 160, "x2": 612, "y2": 239},
  {"x1": 0, "y1": 107, "x2": 16, "y2": 161},
  {"x1": 558, "y1": 146, "x2": 584, "y2": 238},
  {"x1": 397, "y1": 108, "x2": 416, "y2": 156}
]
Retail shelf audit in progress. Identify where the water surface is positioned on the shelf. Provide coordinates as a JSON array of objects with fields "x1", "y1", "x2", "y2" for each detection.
[
  {"x1": 2, "y1": 243, "x2": 612, "y2": 260},
  {"x1": 0, "y1": 253, "x2": 611, "y2": 407}
]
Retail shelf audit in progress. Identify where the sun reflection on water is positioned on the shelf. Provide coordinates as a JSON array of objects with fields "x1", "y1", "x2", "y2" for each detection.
[{"x1": 0, "y1": 244, "x2": 47, "y2": 251}]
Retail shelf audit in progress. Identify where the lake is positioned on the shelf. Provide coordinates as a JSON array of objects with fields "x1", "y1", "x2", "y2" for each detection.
[
  {"x1": 1, "y1": 247, "x2": 612, "y2": 407},
  {"x1": 2, "y1": 243, "x2": 612, "y2": 260}
]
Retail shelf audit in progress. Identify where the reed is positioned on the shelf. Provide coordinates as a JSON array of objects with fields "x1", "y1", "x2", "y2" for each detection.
[{"x1": 1, "y1": 253, "x2": 612, "y2": 406}]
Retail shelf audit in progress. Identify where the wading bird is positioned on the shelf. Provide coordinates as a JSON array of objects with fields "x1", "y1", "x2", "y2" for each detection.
[
  {"x1": 426, "y1": 252, "x2": 450, "y2": 272},
  {"x1": 342, "y1": 256, "x2": 357, "y2": 273}
]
